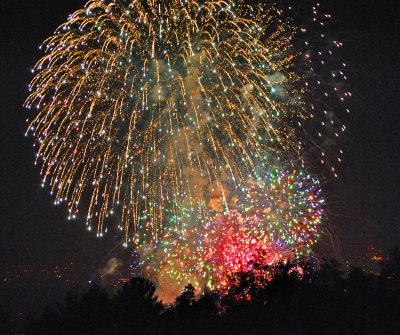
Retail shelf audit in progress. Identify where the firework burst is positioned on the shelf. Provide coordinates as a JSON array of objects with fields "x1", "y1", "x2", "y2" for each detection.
[
  {"x1": 135, "y1": 167, "x2": 323, "y2": 297},
  {"x1": 25, "y1": 0, "x2": 349, "y2": 297},
  {"x1": 25, "y1": 0, "x2": 345, "y2": 244}
]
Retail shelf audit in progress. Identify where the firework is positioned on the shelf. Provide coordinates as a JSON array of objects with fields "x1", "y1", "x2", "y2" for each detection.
[
  {"x1": 136, "y1": 167, "x2": 323, "y2": 297},
  {"x1": 25, "y1": 0, "x2": 346, "y2": 244},
  {"x1": 25, "y1": 0, "x2": 350, "y2": 299}
]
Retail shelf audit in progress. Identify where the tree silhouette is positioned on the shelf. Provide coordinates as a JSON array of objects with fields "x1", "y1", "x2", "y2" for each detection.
[
  {"x1": 317, "y1": 259, "x2": 343, "y2": 286},
  {"x1": 112, "y1": 277, "x2": 163, "y2": 335},
  {"x1": 22, "y1": 255, "x2": 400, "y2": 335},
  {"x1": 174, "y1": 284, "x2": 196, "y2": 311},
  {"x1": 24, "y1": 284, "x2": 112, "y2": 335}
]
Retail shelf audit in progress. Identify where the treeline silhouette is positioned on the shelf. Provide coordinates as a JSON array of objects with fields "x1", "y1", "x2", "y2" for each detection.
[{"x1": 2, "y1": 247, "x2": 400, "y2": 335}]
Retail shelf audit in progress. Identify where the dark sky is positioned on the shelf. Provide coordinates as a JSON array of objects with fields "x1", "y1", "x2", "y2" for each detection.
[{"x1": 1, "y1": 0, "x2": 400, "y2": 316}]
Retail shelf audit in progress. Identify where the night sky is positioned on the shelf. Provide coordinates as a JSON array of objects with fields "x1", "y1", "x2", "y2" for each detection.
[{"x1": 1, "y1": 0, "x2": 399, "y2": 316}]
